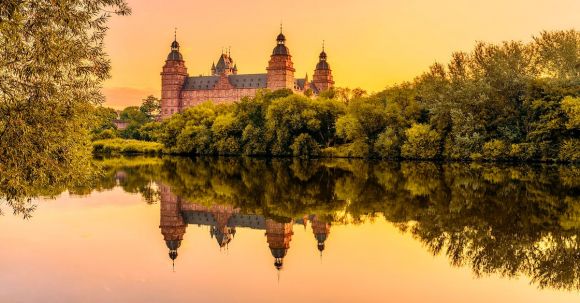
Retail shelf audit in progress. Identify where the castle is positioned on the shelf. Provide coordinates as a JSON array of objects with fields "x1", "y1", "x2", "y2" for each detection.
[{"x1": 160, "y1": 27, "x2": 335, "y2": 119}]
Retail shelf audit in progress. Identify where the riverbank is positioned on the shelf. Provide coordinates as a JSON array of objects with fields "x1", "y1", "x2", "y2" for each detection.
[
  {"x1": 92, "y1": 138, "x2": 580, "y2": 163},
  {"x1": 92, "y1": 138, "x2": 163, "y2": 155}
]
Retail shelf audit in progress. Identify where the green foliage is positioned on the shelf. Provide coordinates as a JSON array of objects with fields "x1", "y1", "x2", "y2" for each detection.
[
  {"x1": 93, "y1": 138, "x2": 163, "y2": 155},
  {"x1": 482, "y1": 139, "x2": 509, "y2": 160},
  {"x1": 291, "y1": 133, "x2": 321, "y2": 158},
  {"x1": 562, "y1": 96, "x2": 580, "y2": 129},
  {"x1": 0, "y1": 0, "x2": 129, "y2": 205},
  {"x1": 140, "y1": 95, "x2": 161, "y2": 120},
  {"x1": 559, "y1": 139, "x2": 580, "y2": 162},
  {"x1": 401, "y1": 124, "x2": 441, "y2": 159},
  {"x1": 93, "y1": 128, "x2": 117, "y2": 140},
  {"x1": 509, "y1": 143, "x2": 537, "y2": 161},
  {"x1": 374, "y1": 128, "x2": 400, "y2": 159}
]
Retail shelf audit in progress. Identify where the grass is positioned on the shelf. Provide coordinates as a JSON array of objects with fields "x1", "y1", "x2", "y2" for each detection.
[{"x1": 92, "y1": 138, "x2": 164, "y2": 155}]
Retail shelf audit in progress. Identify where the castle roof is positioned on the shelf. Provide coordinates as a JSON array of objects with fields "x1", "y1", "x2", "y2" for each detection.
[
  {"x1": 273, "y1": 44, "x2": 290, "y2": 56},
  {"x1": 167, "y1": 51, "x2": 183, "y2": 61},
  {"x1": 230, "y1": 74, "x2": 268, "y2": 88},
  {"x1": 167, "y1": 37, "x2": 183, "y2": 61},
  {"x1": 183, "y1": 74, "x2": 267, "y2": 90},
  {"x1": 273, "y1": 30, "x2": 290, "y2": 56},
  {"x1": 316, "y1": 60, "x2": 330, "y2": 70},
  {"x1": 184, "y1": 76, "x2": 220, "y2": 90}
]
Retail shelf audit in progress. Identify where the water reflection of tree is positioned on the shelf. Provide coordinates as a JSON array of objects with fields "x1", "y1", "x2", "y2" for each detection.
[{"x1": 1, "y1": 155, "x2": 578, "y2": 290}]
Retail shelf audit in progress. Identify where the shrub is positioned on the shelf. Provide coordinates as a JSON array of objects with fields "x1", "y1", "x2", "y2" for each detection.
[
  {"x1": 482, "y1": 139, "x2": 508, "y2": 160},
  {"x1": 401, "y1": 123, "x2": 441, "y2": 159},
  {"x1": 559, "y1": 139, "x2": 580, "y2": 162},
  {"x1": 562, "y1": 96, "x2": 580, "y2": 130},
  {"x1": 92, "y1": 138, "x2": 163, "y2": 155},
  {"x1": 291, "y1": 133, "x2": 320, "y2": 158},
  {"x1": 92, "y1": 129, "x2": 117, "y2": 140},
  {"x1": 241, "y1": 124, "x2": 268, "y2": 156},
  {"x1": 509, "y1": 143, "x2": 537, "y2": 161},
  {"x1": 374, "y1": 128, "x2": 400, "y2": 159}
]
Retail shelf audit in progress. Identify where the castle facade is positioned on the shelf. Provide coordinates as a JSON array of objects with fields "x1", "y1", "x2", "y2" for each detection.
[{"x1": 160, "y1": 28, "x2": 335, "y2": 119}]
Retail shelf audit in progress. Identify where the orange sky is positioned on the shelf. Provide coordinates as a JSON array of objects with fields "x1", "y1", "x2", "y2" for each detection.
[{"x1": 102, "y1": 0, "x2": 580, "y2": 109}]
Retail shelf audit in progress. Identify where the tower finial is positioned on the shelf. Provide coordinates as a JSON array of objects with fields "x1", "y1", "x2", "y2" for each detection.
[
  {"x1": 322, "y1": 40, "x2": 325, "y2": 51},
  {"x1": 174, "y1": 27, "x2": 177, "y2": 41},
  {"x1": 280, "y1": 22, "x2": 283, "y2": 34}
]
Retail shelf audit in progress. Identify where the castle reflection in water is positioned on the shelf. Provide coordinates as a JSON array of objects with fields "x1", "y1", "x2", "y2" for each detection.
[{"x1": 159, "y1": 183, "x2": 330, "y2": 270}]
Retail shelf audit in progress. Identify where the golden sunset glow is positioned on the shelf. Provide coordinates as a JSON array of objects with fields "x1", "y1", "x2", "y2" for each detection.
[{"x1": 102, "y1": 0, "x2": 580, "y2": 108}]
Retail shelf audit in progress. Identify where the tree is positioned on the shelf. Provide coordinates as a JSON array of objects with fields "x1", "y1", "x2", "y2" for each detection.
[
  {"x1": 401, "y1": 123, "x2": 441, "y2": 159},
  {"x1": 291, "y1": 133, "x2": 321, "y2": 158},
  {"x1": 0, "y1": 0, "x2": 130, "y2": 203},
  {"x1": 140, "y1": 95, "x2": 161, "y2": 120}
]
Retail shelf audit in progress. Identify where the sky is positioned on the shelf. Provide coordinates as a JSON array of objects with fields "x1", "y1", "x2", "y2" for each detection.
[{"x1": 102, "y1": 0, "x2": 580, "y2": 108}]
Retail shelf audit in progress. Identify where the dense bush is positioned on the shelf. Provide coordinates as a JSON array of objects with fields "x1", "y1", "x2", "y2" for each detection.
[{"x1": 401, "y1": 124, "x2": 441, "y2": 159}]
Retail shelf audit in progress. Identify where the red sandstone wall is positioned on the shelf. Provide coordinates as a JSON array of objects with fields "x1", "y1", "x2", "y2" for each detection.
[{"x1": 180, "y1": 88, "x2": 261, "y2": 108}]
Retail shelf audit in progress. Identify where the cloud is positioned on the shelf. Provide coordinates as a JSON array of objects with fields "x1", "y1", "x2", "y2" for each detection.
[{"x1": 102, "y1": 87, "x2": 158, "y2": 109}]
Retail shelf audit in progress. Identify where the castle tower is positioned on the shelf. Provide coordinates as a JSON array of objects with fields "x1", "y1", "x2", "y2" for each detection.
[
  {"x1": 312, "y1": 42, "x2": 334, "y2": 92},
  {"x1": 212, "y1": 51, "x2": 236, "y2": 76},
  {"x1": 267, "y1": 27, "x2": 295, "y2": 90},
  {"x1": 158, "y1": 183, "x2": 187, "y2": 267},
  {"x1": 265, "y1": 219, "x2": 294, "y2": 270},
  {"x1": 160, "y1": 33, "x2": 188, "y2": 120},
  {"x1": 311, "y1": 215, "x2": 331, "y2": 254}
]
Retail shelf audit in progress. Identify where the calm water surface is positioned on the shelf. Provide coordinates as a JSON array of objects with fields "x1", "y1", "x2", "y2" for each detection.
[{"x1": 0, "y1": 157, "x2": 579, "y2": 302}]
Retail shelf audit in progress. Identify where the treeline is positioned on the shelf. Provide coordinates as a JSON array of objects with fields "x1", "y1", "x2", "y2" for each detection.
[
  {"x1": 92, "y1": 95, "x2": 161, "y2": 140},
  {"x1": 92, "y1": 30, "x2": 579, "y2": 161}
]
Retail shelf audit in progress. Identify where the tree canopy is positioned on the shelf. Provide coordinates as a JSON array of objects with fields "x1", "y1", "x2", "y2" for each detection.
[{"x1": 0, "y1": 0, "x2": 130, "y2": 204}]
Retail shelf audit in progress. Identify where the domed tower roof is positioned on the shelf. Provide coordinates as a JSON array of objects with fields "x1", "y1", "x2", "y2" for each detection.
[
  {"x1": 271, "y1": 248, "x2": 288, "y2": 270},
  {"x1": 272, "y1": 26, "x2": 290, "y2": 56},
  {"x1": 315, "y1": 41, "x2": 330, "y2": 70},
  {"x1": 166, "y1": 239, "x2": 181, "y2": 262},
  {"x1": 315, "y1": 233, "x2": 327, "y2": 252},
  {"x1": 167, "y1": 29, "x2": 183, "y2": 61},
  {"x1": 277, "y1": 32, "x2": 286, "y2": 43}
]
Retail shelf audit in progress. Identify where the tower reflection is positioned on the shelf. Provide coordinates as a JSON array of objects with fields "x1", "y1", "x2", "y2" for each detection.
[{"x1": 158, "y1": 183, "x2": 331, "y2": 270}]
